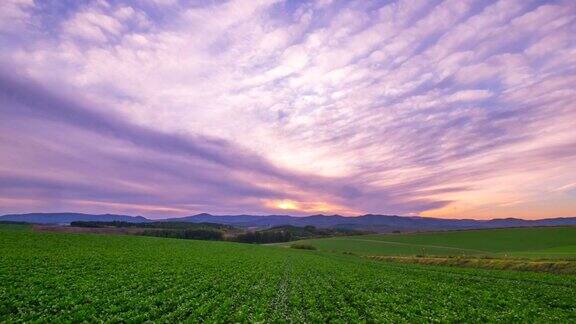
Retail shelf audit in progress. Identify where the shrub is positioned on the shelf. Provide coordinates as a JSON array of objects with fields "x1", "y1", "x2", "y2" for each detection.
[{"x1": 290, "y1": 244, "x2": 317, "y2": 250}]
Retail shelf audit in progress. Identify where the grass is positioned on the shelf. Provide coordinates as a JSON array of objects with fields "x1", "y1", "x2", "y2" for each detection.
[
  {"x1": 282, "y1": 226, "x2": 576, "y2": 259},
  {"x1": 368, "y1": 256, "x2": 576, "y2": 275},
  {"x1": 1, "y1": 225, "x2": 575, "y2": 321}
]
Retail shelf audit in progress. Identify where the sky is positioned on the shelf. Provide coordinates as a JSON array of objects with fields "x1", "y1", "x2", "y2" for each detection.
[{"x1": 0, "y1": 0, "x2": 575, "y2": 219}]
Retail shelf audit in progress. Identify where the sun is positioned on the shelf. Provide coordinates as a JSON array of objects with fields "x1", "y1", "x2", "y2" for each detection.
[{"x1": 275, "y1": 200, "x2": 299, "y2": 210}]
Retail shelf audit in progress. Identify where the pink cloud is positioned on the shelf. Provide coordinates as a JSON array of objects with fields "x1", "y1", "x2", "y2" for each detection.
[{"x1": 0, "y1": 0, "x2": 575, "y2": 218}]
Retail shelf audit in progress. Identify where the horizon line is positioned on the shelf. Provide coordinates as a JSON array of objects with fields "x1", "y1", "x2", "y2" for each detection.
[{"x1": 2, "y1": 211, "x2": 575, "y2": 222}]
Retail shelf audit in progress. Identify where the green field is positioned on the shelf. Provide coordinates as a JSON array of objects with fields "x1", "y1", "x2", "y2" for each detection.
[
  {"x1": 282, "y1": 227, "x2": 576, "y2": 259},
  {"x1": 1, "y1": 225, "x2": 575, "y2": 322}
]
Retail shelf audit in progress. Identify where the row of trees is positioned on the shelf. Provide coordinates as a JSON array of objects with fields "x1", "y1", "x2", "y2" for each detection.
[
  {"x1": 140, "y1": 229, "x2": 224, "y2": 241},
  {"x1": 231, "y1": 225, "x2": 369, "y2": 244},
  {"x1": 69, "y1": 221, "x2": 367, "y2": 244},
  {"x1": 232, "y1": 230, "x2": 293, "y2": 244}
]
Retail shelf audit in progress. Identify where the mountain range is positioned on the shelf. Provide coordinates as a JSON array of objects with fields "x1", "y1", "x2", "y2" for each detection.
[{"x1": 2, "y1": 212, "x2": 575, "y2": 233}]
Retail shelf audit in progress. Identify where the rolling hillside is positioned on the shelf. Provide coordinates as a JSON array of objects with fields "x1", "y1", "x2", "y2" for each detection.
[{"x1": 0, "y1": 224, "x2": 574, "y2": 322}]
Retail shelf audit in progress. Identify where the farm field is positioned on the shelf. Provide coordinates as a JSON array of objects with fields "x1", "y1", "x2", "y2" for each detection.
[
  {"x1": 1, "y1": 225, "x2": 575, "y2": 322},
  {"x1": 282, "y1": 227, "x2": 576, "y2": 259}
]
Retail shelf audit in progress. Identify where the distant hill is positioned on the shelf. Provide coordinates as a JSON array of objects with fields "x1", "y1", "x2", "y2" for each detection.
[
  {"x1": 1, "y1": 212, "x2": 575, "y2": 232},
  {"x1": 0, "y1": 213, "x2": 148, "y2": 224},
  {"x1": 167, "y1": 213, "x2": 576, "y2": 232}
]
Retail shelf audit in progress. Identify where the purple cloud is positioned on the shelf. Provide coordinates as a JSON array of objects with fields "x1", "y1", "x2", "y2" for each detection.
[{"x1": 0, "y1": 0, "x2": 575, "y2": 219}]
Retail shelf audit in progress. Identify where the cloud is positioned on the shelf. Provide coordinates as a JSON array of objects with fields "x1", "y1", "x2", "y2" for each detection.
[
  {"x1": 0, "y1": 0, "x2": 34, "y2": 32},
  {"x1": 0, "y1": 0, "x2": 575, "y2": 218},
  {"x1": 447, "y1": 90, "x2": 493, "y2": 102},
  {"x1": 60, "y1": 3, "x2": 150, "y2": 43}
]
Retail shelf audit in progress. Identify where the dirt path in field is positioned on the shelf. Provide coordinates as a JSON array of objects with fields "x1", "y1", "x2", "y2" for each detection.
[{"x1": 343, "y1": 238, "x2": 490, "y2": 254}]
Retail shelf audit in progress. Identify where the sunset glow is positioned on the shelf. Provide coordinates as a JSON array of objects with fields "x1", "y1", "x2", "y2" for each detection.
[
  {"x1": 274, "y1": 200, "x2": 299, "y2": 211},
  {"x1": 1, "y1": 0, "x2": 575, "y2": 219}
]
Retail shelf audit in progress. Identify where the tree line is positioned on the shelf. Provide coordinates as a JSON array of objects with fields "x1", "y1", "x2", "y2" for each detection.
[{"x1": 69, "y1": 221, "x2": 369, "y2": 244}]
